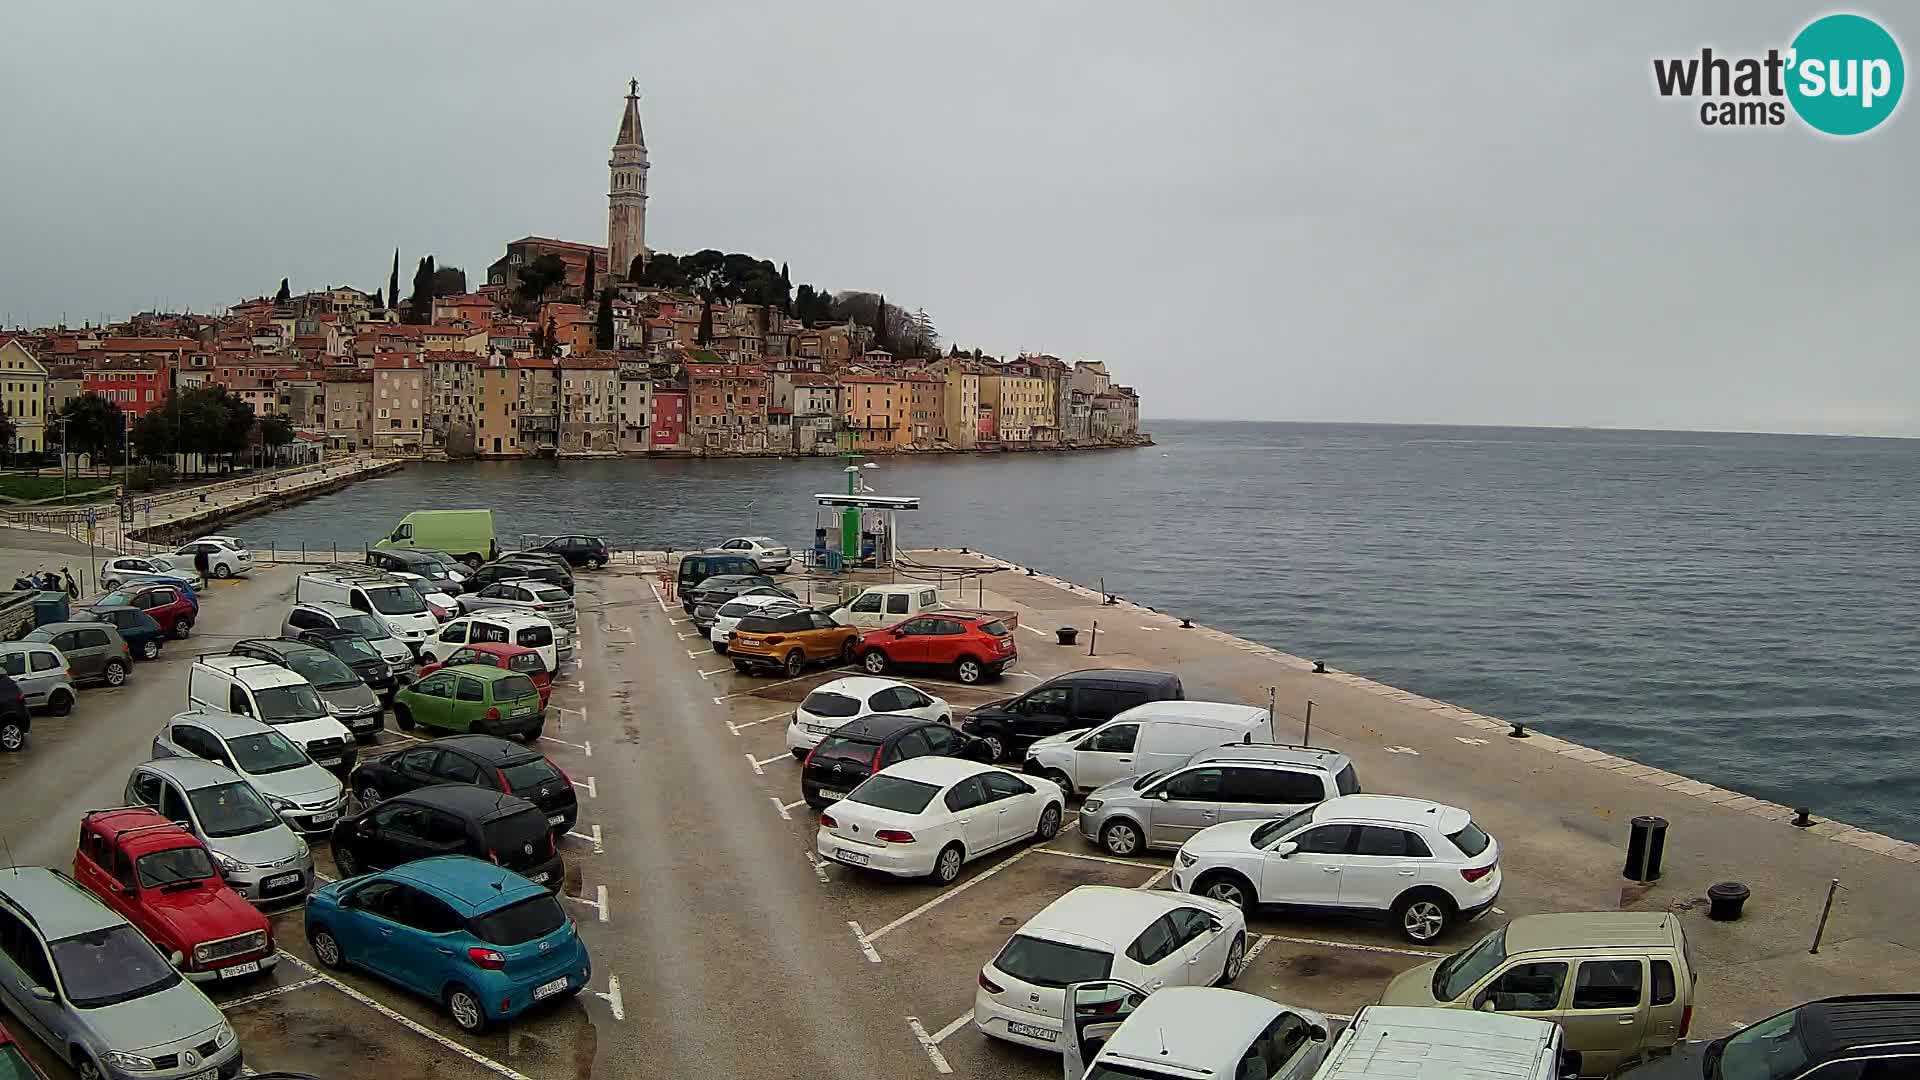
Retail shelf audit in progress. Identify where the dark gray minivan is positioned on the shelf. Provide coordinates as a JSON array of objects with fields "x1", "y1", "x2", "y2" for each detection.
[{"x1": 960, "y1": 668, "x2": 1184, "y2": 762}]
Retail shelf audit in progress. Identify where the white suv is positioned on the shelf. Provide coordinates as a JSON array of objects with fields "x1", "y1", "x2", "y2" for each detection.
[
  {"x1": 176, "y1": 536, "x2": 254, "y2": 578},
  {"x1": 1171, "y1": 794, "x2": 1500, "y2": 944}
]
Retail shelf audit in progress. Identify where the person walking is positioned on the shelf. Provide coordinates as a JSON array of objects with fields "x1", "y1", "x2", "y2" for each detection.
[{"x1": 193, "y1": 544, "x2": 210, "y2": 584}]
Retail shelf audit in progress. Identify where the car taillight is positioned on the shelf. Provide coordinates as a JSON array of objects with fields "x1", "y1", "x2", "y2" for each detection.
[
  {"x1": 875, "y1": 829, "x2": 915, "y2": 843},
  {"x1": 485, "y1": 706, "x2": 501, "y2": 721},
  {"x1": 467, "y1": 947, "x2": 506, "y2": 970},
  {"x1": 1460, "y1": 864, "x2": 1494, "y2": 883},
  {"x1": 1678, "y1": 1005, "x2": 1693, "y2": 1039},
  {"x1": 495, "y1": 768, "x2": 511, "y2": 791},
  {"x1": 820, "y1": 813, "x2": 837, "y2": 828},
  {"x1": 978, "y1": 971, "x2": 1003, "y2": 994},
  {"x1": 556, "y1": 764, "x2": 572, "y2": 789},
  {"x1": 803, "y1": 746, "x2": 818, "y2": 768},
  {"x1": 871, "y1": 747, "x2": 885, "y2": 773},
  {"x1": 121, "y1": 642, "x2": 130, "y2": 655}
]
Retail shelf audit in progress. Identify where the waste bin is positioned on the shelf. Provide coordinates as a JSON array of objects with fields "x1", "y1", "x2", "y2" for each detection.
[
  {"x1": 1707, "y1": 881, "x2": 1750, "y2": 921},
  {"x1": 32, "y1": 591, "x2": 69, "y2": 627},
  {"x1": 1624, "y1": 815, "x2": 1668, "y2": 882}
]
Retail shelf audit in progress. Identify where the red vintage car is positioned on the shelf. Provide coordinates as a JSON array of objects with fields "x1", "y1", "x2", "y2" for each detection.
[
  {"x1": 415, "y1": 641, "x2": 553, "y2": 706},
  {"x1": 0, "y1": 1020, "x2": 49, "y2": 1080},
  {"x1": 72, "y1": 807, "x2": 277, "y2": 983},
  {"x1": 855, "y1": 610, "x2": 1019, "y2": 685}
]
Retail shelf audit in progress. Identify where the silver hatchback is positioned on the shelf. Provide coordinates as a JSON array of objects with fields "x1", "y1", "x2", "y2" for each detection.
[
  {"x1": 151, "y1": 710, "x2": 347, "y2": 836},
  {"x1": 0, "y1": 866, "x2": 241, "y2": 1080},
  {"x1": 0, "y1": 642, "x2": 76, "y2": 715},
  {"x1": 123, "y1": 758, "x2": 315, "y2": 907},
  {"x1": 1076, "y1": 743, "x2": 1359, "y2": 857}
]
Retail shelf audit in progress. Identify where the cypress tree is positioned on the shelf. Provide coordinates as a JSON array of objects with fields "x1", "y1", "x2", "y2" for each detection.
[
  {"x1": 583, "y1": 256, "x2": 597, "y2": 303},
  {"x1": 274, "y1": 278, "x2": 290, "y2": 304},
  {"x1": 595, "y1": 290, "x2": 615, "y2": 350},
  {"x1": 389, "y1": 249, "x2": 400, "y2": 312}
]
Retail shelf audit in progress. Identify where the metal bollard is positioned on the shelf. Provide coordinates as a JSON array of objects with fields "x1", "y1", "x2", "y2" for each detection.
[
  {"x1": 1624, "y1": 816, "x2": 1669, "y2": 882},
  {"x1": 1809, "y1": 879, "x2": 1844, "y2": 953}
]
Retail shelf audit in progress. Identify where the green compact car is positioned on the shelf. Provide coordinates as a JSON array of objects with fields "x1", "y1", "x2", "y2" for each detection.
[{"x1": 392, "y1": 664, "x2": 545, "y2": 740}]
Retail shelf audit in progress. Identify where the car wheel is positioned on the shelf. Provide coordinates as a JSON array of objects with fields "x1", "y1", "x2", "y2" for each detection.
[
  {"x1": 1101, "y1": 819, "x2": 1143, "y2": 856},
  {"x1": 712, "y1": 640, "x2": 728, "y2": 654},
  {"x1": 103, "y1": 660, "x2": 129, "y2": 686},
  {"x1": 173, "y1": 618, "x2": 193, "y2": 640},
  {"x1": 394, "y1": 705, "x2": 414, "y2": 731},
  {"x1": 141, "y1": 639, "x2": 161, "y2": 660},
  {"x1": 0, "y1": 720, "x2": 25, "y2": 752},
  {"x1": 979, "y1": 732, "x2": 1007, "y2": 762},
  {"x1": 334, "y1": 847, "x2": 361, "y2": 877},
  {"x1": 784, "y1": 649, "x2": 806, "y2": 677},
  {"x1": 734, "y1": 660, "x2": 750, "y2": 673},
  {"x1": 48, "y1": 690, "x2": 75, "y2": 717},
  {"x1": 358, "y1": 786, "x2": 382, "y2": 809},
  {"x1": 861, "y1": 650, "x2": 889, "y2": 675},
  {"x1": 447, "y1": 983, "x2": 488, "y2": 1033},
  {"x1": 840, "y1": 638, "x2": 858, "y2": 665},
  {"x1": 1197, "y1": 872, "x2": 1255, "y2": 913},
  {"x1": 931, "y1": 843, "x2": 965, "y2": 885},
  {"x1": 1220, "y1": 932, "x2": 1247, "y2": 985},
  {"x1": 954, "y1": 657, "x2": 983, "y2": 684},
  {"x1": 593, "y1": 557, "x2": 608, "y2": 569},
  {"x1": 75, "y1": 1052, "x2": 102, "y2": 1080},
  {"x1": 310, "y1": 926, "x2": 346, "y2": 968},
  {"x1": 1394, "y1": 891, "x2": 1453, "y2": 944},
  {"x1": 214, "y1": 563, "x2": 233, "y2": 579},
  {"x1": 1035, "y1": 803, "x2": 1062, "y2": 841},
  {"x1": 791, "y1": 747, "x2": 808, "y2": 760}
]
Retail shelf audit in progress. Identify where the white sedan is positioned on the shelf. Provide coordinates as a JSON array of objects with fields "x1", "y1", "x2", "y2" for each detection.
[
  {"x1": 707, "y1": 593, "x2": 803, "y2": 652},
  {"x1": 975, "y1": 885, "x2": 1248, "y2": 1052},
  {"x1": 816, "y1": 757, "x2": 1064, "y2": 884},
  {"x1": 786, "y1": 676, "x2": 953, "y2": 757},
  {"x1": 174, "y1": 536, "x2": 253, "y2": 578},
  {"x1": 718, "y1": 536, "x2": 792, "y2": 572}
]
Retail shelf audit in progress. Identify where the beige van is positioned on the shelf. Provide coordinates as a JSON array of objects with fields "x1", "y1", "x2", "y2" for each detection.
[{"x1": 1377, "y1": 912, "x2": 1696, "y2": 1076}]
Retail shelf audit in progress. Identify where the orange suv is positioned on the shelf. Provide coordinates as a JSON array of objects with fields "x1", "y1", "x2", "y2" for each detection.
[{"x1": 729, "y1": 609, "x2": 863, "y2": 676}]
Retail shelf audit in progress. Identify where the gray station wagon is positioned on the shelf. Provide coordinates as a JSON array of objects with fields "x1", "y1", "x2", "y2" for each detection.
[
  {"x1": 23, "y1": 623, "x2": 131, "y2": 688},
  {"x1": 0, "y1": 866, "x2": 243, "y2": 1080}
]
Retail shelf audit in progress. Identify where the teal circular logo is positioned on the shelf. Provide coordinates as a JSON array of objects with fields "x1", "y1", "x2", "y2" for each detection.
[{"x1": 1787, "y1": 14, "x2": 1905, "y2": 135}]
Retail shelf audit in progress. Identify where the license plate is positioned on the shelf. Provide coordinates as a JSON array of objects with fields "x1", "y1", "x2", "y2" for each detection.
[
  {"x1": 533, "y1": 976, "x2": 568, "y2": 1001},
  {"x1": 184, "y1": 1069, "x2": 218, "y2": 1080},
  {"x1": 310, "y1": 812, "x2": 337, "y2": 827},
  {"x1": 547, "y1": 814, "x2": 565, "y2": 825},
  {"x1": 832, "y1": 848, "x2": 870, "y2": 866},
  {"x1": 218, "y1": 960, "x2": 260, "y2": 979},
  {"x1": 314, "y1": 756, "x2": 341, "y2": 767},
  {"x1": 819, "y1": 789, "x2": 848, "y2": 802},
  {"x1": 514, "y1": 705, "x2": 532, "y2": 717},
  {"x1": 529, "y1": 872, "x2": 549, "y2": 884},
  {"x1": 266, "y1": 873, "x2": 301, "y2": 889},
  {"x1": 808, "y1": 725, "x2": 836, "y2": 735},
  {"x1": 1007, "y1": 1022, "x2": 1057, "y2": 1042}
]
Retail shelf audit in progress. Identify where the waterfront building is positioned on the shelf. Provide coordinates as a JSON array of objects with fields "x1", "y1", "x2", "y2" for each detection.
[
  {"x1": 781, "y1": 372, "x2": 844, "y2": 456},
  {"x1": 370, "y1": 355, "x2": 426, "y2": 450},
  {"x1": 618, "y1": 367, "x2": 651, "y2": 454},
  {"x1": 688, "y1": 363, "x2": 769, "y2": 452},
  {"x1": 475, "y1": 363, "x2": 521, "y2": 458},
  {"x1": 904, "y1": 373, "x2": 941, "y2": 448},
  {"x1": 513, "y1": 357, "x2": 561, "y2": 456},
  {"x1": 0, "y1": 338, "x2": 49, "y2": 453},
  {"x1": 649, "y1": 387, "x2": 688, "y2": 450},
  {"x1": 927, "y1": 358, "x2": 981, "y2": 450},
  {"x1": 979, "y1": 369, "x2": 1048, "y2": 444},
  {"x1": 424, "y1": 351, "x2": 482, "y2": 449},
  {"x1": 1072, "y1": 359, "x2": 1111, "y2": 397},
  {"x1": 840, "y1": 374, "x2": 908, "y2": 450},
  {"x1": 81, "y1": 356, "x2": 169, "y2": 417},
  {"x1": 608, "y1": 79, "x2": 650, "y2": 281},
  {"x1": 559, "y1": 353, "x2": 620, "y2": 455},
  {"x1": 323, "y1": 371, "x2": 372, "y2": 452}
]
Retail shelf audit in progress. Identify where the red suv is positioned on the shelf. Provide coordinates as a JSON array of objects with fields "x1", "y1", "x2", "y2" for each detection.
[
  {"x1": 856, "y1": 611, "x2": 1018, "y2": 685},
  {"x1": 72, "y1": 807, "x2": 277, "y2": 982},
  {"x1": 99, "y1": 581, "x2": 196, "y2": 639}
]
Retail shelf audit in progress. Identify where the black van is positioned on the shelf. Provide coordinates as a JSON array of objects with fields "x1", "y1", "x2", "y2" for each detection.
[
  {"x1": 961, "y1": 668, "x2": 1184, "y2": 762},
  {"x1": 677, "y1": 551, "x2": 763, "y2": 610}
]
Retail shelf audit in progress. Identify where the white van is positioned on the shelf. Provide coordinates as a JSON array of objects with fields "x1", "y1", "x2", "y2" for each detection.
[
  {"x1": 830, "y1": 585, "x2": 948, "y2": 629},
  {"x1": 1312, "y1": 1006, "x2": 1580, "y2": 1080},
  {"x1": 187, "y1": 656, "x2": 357, "y2": 775},
  {"x1": 1024, "y1": 701, "x2": 1273, "y2": 794},
  {"x1": 295, "y1": 567, "x2": 441, "y2": 654}
]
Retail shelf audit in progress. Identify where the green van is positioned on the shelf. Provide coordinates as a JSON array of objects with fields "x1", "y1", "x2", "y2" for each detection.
[{"x1": 375, "y1": 510, "x2": 497, "y2": 568}]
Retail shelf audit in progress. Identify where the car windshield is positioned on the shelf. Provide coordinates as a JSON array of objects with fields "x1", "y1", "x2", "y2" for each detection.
[
  {"x1": 189, "y1": 781, "x2": 281, "y2": 838},
  {"x1": 136, "y1": 846, "x2": 217, "y2": 888},
  {"x1": 98, "y1": 591, "x2": 136, "y2": 607},
  {"x1": 496, "y1": 674, "x2": 539, "y2": 701},
  {"x1": 847, "y1": 775, "x2": 939, "y2": 814},
  {"x1": 803, "y1": 692, "x2": 862, "y2": 718},
  {"x1": 283, "y1": 650, "x2": 359, "y2": 689},
  {"x1": 49, "y1": 925, "x2": 181, "y2": 1008},
  {"x1": 1251, "y1": 806, "x2": 1321, "y2": 848},
  {"x1": 339, "y1": 613, "x2": 393, "y2": 640},
  {"x1": 366, "y1": 585, "x2": 427, "y2": 615},
  {"x1": 1433, "y1": 927, "x2": 1507, "y2": 1001},
  {"x1": 228, "y1": 730, "x2": 310, "y2": 774},
  {"x1": 469, "y1": 895, "x2": 568, "y2": 946},
  {"x1": 417, "y1": 550, "x2": 460, "y2": 569},
  {"x1": 328, "y1": 636, "x2": 381, "y2": 664},
  {"x1": 255, "y1": 683, "x2": 328, "y2": 723},
  {"x1": 992, "y1": 935, "x2": 1113, "y2": 989},
  {"x1": 501, "y1": 757, "x2": 562, "y2": 792},
  {"x1": 1448, "y1": 821, "x2": 1491, "y2": 857},
  {"x1": 1088, "y1": 1065, "x2": 1186, "y2": 1080},
  {"x1": 1714, "y1": 1008, "x2": 1812, "y2": 1080}
]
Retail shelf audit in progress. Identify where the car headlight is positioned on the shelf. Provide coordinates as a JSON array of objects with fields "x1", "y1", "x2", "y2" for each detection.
[
  {"x1": 1178, "y1": 851, "x2": 1198, "y2": 867},
  {"x1": 263, "y1": 793, "x2": 292, "y2": 811},
  {"x1": 1081, "y1": 799, "x2": 1103, "y2": 813},
  {"x1": 212, "y1": 851, "x2": 243, "y2": 874},
  {"x1": 101, "y1": 1051, "x2": 158, "y2": 1072},
  {"x1": 293, "y1": 834, "x2": 309, "y2": 857},
  {"x1": 214, "y1": 1022, "x2": 236, "y2": 1049}
]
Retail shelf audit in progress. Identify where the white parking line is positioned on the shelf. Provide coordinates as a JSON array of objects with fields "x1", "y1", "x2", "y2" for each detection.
[
  {"x1": 782, "y1": 798, "x2": 808, "y2": 813},
  {"x1": 848, "y1": 920, "x2": 883, "y2": 963},
  {"x1": 907, "y1": 1017, "x2": 954, "y2": 1074},
  {"x1": 931, "y1": 1012, "x2": 973, "y2": 1044},
  {"x1": 648, "y1": 582, "x2": 671, "y2": 612},
  {"x1": 1034, "y1": 847, "x2": 1163, "y2": 871},
  {"x1": 745, "y1": 753, "x2": 764, "y2": 776},
  {"x1": 770, "y1": 796, "x2": 791, "y2": 821},
  {"x1": 564, "y1": 884, "x2": 610, "y2": 922},
  {"x1": 564, "y1": 824, "x2": 604, "y2": 853},
  {"x1": 678, "y1": 632, "x2": 701, "y2": 640},
  {"x1": 312, "y1": 869, "x2": 335, "y2": 883},
  {"x1": 275, "y1": 951, "x2": 536, "y2": 1080},
  {"x1": 1242, "y1": 934, "x2": 1276, "y2": 966},
  {"x1": 595, "y1": 975, "x2": 626, "y2": 1020},
  {"x1": 540, "y1": 735, "x2": 591, "y2": 755},
  {"x1": 755, "y1": 752, "x2": 794, "y2": 769},
  {"x1": 1137, "y1": 868, "x2": 1169, "y2": 890},
  {"x1": 221, "y1": 976, "x2": 326, "y2": 1008},
  {"x1": 867, "y1": 850, "x2": 1030, "y2": 943},
  {"x1": 384, "y1": 731, "x2": 423, "y2": 743},
  {"x1": 1021, "y1": 624, "x2": 1048, "y2": 638},
  {"x1": 1258, "y1": 934, "x2": 1446, "y2": 958},
  {"x1": 713, "y1": 669, "x2": 826, "y2": 703},
  {"x1": 687, "y1": 649, "x2": 705, "y2": 659},
  {"x1": 803, "y1": 849, "x2": 831, "y2": 884},
  {"x1": 727, "y1": 712, "x2": 788, "y2": 736},
  {"x1": 699, "y1": 666, "x2": 735, "y2": 679},
  {"x1": 572, "y1": 776, "x2": 597, "y2": 798}
]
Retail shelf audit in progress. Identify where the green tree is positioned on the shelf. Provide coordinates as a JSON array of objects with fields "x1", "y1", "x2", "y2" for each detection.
[
  {"x1": 58, "y1": 393, "x2": 126, "y2": 470},
  {"x1": 275, "y1": 278, "x2": 290, "y2": 304},
  {"x1": 406, "y1": 255, "x2": 439, "y2": 323},
  {"x1": 0, "y1": 413, "x2": 15, "y2": 459},
  {"x1": 389, "y1": 249, "x2": 401, "y2": 311},
  {"x1": 130, "y1": 407, "x2": 176, "y2": 463},
  {"x1": 542, "y1": 314, "x2": 560, "y2": 358},
  {"x1": 595, "y1": 289, "x2": 615, "y2": 350},
  {"x1": 583, "y1": 256, "x2": 596, "y2": 304},
  {"x1": 515, "y1": 254, "x2": 569, "y2": 314},
  {"x1": 259, "y1": 415, "x2": 295, "y2": 465},
  {"x1": 429, "y1": 264, "x2": 466, "y2": 297}
]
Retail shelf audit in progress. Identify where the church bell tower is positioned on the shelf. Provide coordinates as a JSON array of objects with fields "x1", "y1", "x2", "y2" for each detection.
[{"x1": 608, "y1": 78, "x2": 649, "y2": 282}]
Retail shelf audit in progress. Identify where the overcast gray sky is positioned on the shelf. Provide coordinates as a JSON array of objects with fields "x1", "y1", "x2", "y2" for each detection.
[{"x1": 2, "y1": 2, "x2": 1914, "y2": 434}]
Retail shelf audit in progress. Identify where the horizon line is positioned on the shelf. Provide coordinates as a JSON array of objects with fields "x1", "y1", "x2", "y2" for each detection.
[{"x1": 1139, "y1": 417, "x2": 1920, "y2": 443}]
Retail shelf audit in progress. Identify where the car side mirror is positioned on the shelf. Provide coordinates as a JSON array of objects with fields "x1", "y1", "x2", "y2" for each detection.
[
  {"x1": 1558, "y1": 1050, "x2": 1583, "y2": 1078},
  {"x1": 1475, "y1": 996, "x2": 1497, "y2": 1013},
  {"x1": 1154, "y1": 789, "x2": 1171, "y2": 801},
  {"x1": 1273, "y1": 841, "x2": 1299, "y2": 858},
  {"x1": 1208, "y1": 917, "x2": 1224, "y2": 933},
  {"x1": 1309, "y1": 1024, "x2": 1328, "y2": 1042},
  {"x1": 28, "y1": 985, "x2": 55, "y2": 1003},
  {"x1": 891, "y1": 629, "x2": 906, "y2": 638}
]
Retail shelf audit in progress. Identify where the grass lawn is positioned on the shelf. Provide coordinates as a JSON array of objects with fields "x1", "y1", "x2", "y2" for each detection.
[{"x1": 0, "y1": 473, "x2": 118, "y2": 501}]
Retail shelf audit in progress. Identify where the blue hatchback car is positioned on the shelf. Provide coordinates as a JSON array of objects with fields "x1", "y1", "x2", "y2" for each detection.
[{"x1": 303, "y1": 855, "x2": 590, "y2": 1032}]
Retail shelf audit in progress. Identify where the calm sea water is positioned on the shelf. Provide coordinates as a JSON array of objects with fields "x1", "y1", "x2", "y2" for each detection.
[{"x1": 232, "y1": 422, "x2": 1920, "y2": 841}]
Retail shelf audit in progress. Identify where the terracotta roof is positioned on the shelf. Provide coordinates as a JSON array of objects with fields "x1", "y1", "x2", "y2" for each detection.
[
  {"x1": 99, "y1": 337, "x2": 196, "y2": 352},
  {"x1": 504, "y1": 236, "x2": 608, "y2": 255}
]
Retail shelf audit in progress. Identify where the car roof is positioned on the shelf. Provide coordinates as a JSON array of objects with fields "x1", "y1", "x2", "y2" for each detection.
[
  {"x1": 82, "y1": 808, "x2": 201, "y2": 857},
  {"x1": 1098, "y1": 988, "x2": 1288, "y2": 1071},
  {"x1": 498, "y1": 577, "x2": 566, "y2": 590},
  {"x1": 1313, "y1": 794, "x2": 1470, "y2": 832},
  {"x1": 396, "y1": 783, "x2": 537, "y2": 821},
  {"x1": 1501, "y1": 912, "x2": 1682, "y2": 954},
  {"x1": 382, "y1": 855, "x2": 549, "y2": 913},
  {"x1": 137, "y1": 756, "x2": 246, "y2": 788},
  {"x1": 1323, "y1": 1006, "x2": 1559, "y2": 1080},
  {"x1": 0, "y1": 867, "x2": 126, "y2": 940},
  {"x1": 197, "y1": 655, "x2": 308, "y2": 687},
  {"x1": 444, "y1": 641, "x2": 537, "y2": 657},
  {"x1": 169, "y1": 708, "x2": 273, "y2": 738},
  {"x1": 1042, "y1": 668, "x2": 1180, "y2": 688},
  {"x1": 439, "y1": 664, "x2": 521, "y2": 682},
  {"x1": 0, "y1": 640, "x2": 57, "y2": 653},
  {"x1": 830, "y1": 713, "x2": 933, "y2": 742},
  {"x1": 30, "y1": 621, "x2": 121, "y2": 635},
  {"x1": 881, "y1": 755, "x2": 998, "y2": 787},
  {"x1": 1795, "y1": 995, "x2": 1920, "y2": 1055},
  {"x1": 297, "y1": 601, "x2": 363, "y2": 617},
  {"x1": 435, "y1": 734, "x2": 544, "y2": 764},
  {"x1": 458, "y1": 610, "x2": 548, "y2": 627},
  {"x1": 1024, "y1": 886, "x2": 1186, "y2": 948},
  {"x1": 78, "y1": 603, "x2": 147, "y2": 617},
  {"x1": 722, "y1": 593, "x2": 799, "y2": 609},
  {"x1": 235, "y1": 638, "x2": 329, "y2": 660},
  {"x1": 812, "y1": 676, "x2": 917, "y2": 699},
  {"x1": 1189, "y1": 741, "x2": 1348, "y2": 771}
]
